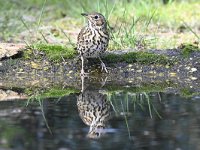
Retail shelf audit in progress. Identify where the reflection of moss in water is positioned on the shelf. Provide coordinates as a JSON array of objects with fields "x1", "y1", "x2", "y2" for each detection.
[
  {"x1": 25, "y1": 86, "x2": 79, "y2": 99},
  {"x1": 180, "y1": 43, "x2": 200, "y2": 58},
  {"x1": 180, "y1": 88, "x2": 200, "y2": 98},
  {"x1": 105, "y1": 82, "x2": 174, "y2": 93},
  {"x1": 24, "y1": 81, "x2": 198, "y2": 99},
  {"x1": 41, "y1": 87, "x2": 79, "y2": 98},
  {"x1": 23, "y1": 81, "x2": 171, "y2": 100},
  {"x1": 106, "y1": 83, "x2": 199, "y2": 98}
]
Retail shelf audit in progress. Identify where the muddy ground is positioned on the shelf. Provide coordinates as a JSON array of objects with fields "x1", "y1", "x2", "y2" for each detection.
[{"x1": 0, "y1": 46, "x2": 199, "y2": 99}]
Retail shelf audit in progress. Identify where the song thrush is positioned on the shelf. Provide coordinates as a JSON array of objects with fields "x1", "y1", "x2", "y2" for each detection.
[
  {"x1": 77, "y1": 12, "x2": 109, "y2": 75},
  {"x1": 77, "y1": 89, "x2": 110, "y2": 138}
]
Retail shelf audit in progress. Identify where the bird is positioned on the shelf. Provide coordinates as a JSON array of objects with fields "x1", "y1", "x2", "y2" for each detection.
[
  {"x1": 77, "y1": 12, "x2": 109, "y2": 76},
  {"x1": 77, "y1": 89, "x2": 111, "y2": 138}
]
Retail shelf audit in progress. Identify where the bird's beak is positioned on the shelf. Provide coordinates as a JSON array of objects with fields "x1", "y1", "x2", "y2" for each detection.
[{"x1": 81, "y1": 13, "x2": 88, "y2": 17}]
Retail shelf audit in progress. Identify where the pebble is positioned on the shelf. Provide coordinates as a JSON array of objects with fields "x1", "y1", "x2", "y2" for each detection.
[
  {"x1": 136, "y1": 70, "x2": 142, "y2": 73},
  {"x1": 169, "y1": 72, "x2": 177, "y2": 76},
  {"x1": 128, "y1": 64, "x2": 133, "y2": 68},
  {"x1": 185, "y1": 66, "x2": 190, "y2": 70},
  {"x1": 159, "y1": 73, "x2": 164, "y2": 76},
  {"x1": 165, "y1": 65, "x2": 170, "y2": 68},
  {"x1": 190, "y1": 68, "x2": 197, "y2": 72},
  {"x1": 190, "y1": 76, "x2": 197, "y2": 80},
  {"x1": 68, "y1": 70, "x2": 73, "y2": 74}
]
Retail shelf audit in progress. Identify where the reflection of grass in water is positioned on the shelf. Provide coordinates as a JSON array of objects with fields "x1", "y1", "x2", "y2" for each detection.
[
  {"x1": 129, "y1": 92, "x2": 161, "y2": 118},
  {"x1": 26, "y1": 91, "x2": 53, "y2": 133},
  {"x1": 38, "y1": 97, "x2": 52, "y2": 134},
  {"x1": 143, "y1": 92, "x2": 161, "y2": 118},
  {"x1": 121, "y1": 94, "x2": 131, "y2": 139},
  {"x1": 107, "y1": 92, "x2": 131, "y2": 137},
  {"x1": 26, "y1": 90, "x2": 43, "y2": 106},
  {"x1": 107, "y1": 91, "x2": 162, "y2": 137},
  {"x1": 25, "y1": 86, "x2": 79, "y2": 133}
]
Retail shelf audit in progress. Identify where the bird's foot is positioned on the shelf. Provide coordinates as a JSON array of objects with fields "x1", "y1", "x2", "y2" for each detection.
[
  {"x1": 80, "y1": 69, "x2": 89, "y2": 77},
  {"x1": 101, "y1": 62, "x2": 108, "y2": 73},
  {"x1": 100, "y1": 76, "x2": 108, "y2": 87}
]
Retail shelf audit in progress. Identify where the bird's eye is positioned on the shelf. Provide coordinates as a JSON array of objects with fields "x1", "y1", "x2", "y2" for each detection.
[
  {"x1": 96, "y1": 132, "x2": 100, "y2": 136},
  {"x1": 94, "y1": 15, "x2": 99, "y2": 19}
]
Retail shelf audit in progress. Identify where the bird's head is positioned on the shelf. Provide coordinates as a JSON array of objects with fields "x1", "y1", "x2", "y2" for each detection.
[{"x1": 81, "y1": 12, "x2": 107, "y2": 29}]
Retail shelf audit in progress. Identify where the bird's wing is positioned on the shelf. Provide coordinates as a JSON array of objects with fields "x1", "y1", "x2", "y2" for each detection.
[{"x1": 77, "y1": 26, "x2": 87, "y2": 43}]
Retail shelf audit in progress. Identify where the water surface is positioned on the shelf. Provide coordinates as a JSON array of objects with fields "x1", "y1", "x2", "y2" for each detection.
[{"x1": 0, "y1": 87, "x2": 200, "y2": 150}]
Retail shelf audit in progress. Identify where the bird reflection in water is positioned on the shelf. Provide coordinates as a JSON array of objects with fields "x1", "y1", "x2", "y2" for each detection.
[{"x1": 77, "y1": 76, "x2": 111, "y2": 139}]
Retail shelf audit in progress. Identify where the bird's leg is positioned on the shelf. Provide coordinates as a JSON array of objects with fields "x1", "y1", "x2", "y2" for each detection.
[
  {"x1": 98, "y1": 57, "x2": 108, "y2": 73},
  {"x1": 100, "y1": 76, "x2": 108, "y2": 88},
  {"x1": 81, "y1": 75, "x2": 85, "y2": 92},
  {"x1": 80, "y1": 56, "x2": 89, "y2": 76},
  {"x1": 81, "y1": 56, "x2": 85, "y2": 75}
]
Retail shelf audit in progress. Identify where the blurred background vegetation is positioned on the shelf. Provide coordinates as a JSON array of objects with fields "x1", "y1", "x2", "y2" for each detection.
[{"x1": 0, "y1": 0, "x2": 199, "y2": 49}]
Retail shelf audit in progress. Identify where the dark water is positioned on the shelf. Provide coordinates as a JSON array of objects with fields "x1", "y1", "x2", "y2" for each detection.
[{"x1": 0, "y1": 89, "x2": 200, "y2": 150}]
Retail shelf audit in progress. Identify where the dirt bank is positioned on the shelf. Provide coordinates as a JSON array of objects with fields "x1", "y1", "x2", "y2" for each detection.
[{"x1": 0, "y1": 44, "x2": 199, "y2": 99}]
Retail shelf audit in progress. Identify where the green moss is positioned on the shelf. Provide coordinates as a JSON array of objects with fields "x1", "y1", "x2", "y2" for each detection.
[
  {"x1": 24, "y1": 44, "x2": 173, "y2": 65},
  {"x1": 180, "y1": 88, "x2": 200, "y2": 98},
  {"x1": 180, "y1": 43, "x2": 200, "y2": 57},
  {"x1": 23, "y1": 49, "x2": 33, "y2": 60},
  {"x1": 24, "y1": 44, "x2": 78, "y2": 62},
  {"x1": 35, "y1": 44, "x2": 78, "y2": 60},
  {"x1": 103, "y1": 52, "x2": 173, "y2": 65}
]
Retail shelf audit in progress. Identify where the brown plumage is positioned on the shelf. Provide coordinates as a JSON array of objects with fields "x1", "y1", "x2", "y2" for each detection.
[
  {"x1": 77, "y1": 12, "x2": 109, "y2": 75},
  {"x1": 77, "y1": 89, "x2": 110, "y2": 138}
]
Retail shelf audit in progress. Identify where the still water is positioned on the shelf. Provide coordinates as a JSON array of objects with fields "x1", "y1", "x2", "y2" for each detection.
[{"x1": 0, "y1": 87, "x2": 200, "y2": 150}]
